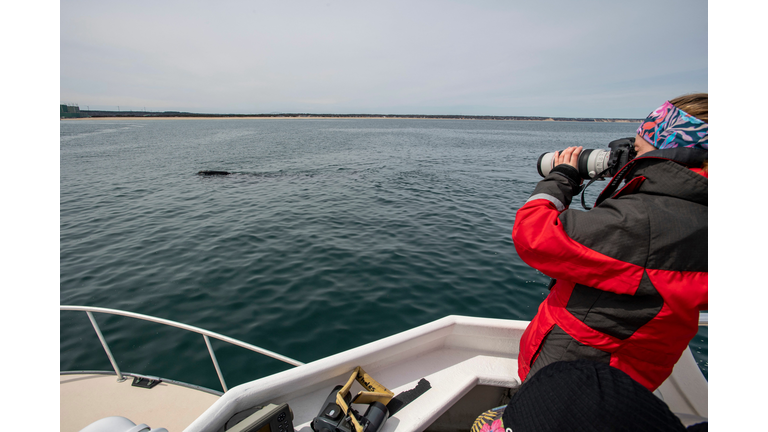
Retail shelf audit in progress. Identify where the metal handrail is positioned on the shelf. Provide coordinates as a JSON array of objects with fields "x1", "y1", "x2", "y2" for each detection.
[
  {"x1": 60, "y1": 305, "x2": 304, "y2": 392},
  {"x1": 62, "y1": 305, "x2": 706, "y2": 392}
]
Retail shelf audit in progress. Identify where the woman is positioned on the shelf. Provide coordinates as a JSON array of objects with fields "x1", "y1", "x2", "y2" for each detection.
[{"x1": 511, "y1": 94, "x2": 708, "y2": 391}]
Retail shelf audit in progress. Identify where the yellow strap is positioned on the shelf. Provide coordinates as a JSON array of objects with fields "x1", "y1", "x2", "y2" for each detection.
[{"x1": 334, "y1": 367, "x2": 394, "y2": 432}]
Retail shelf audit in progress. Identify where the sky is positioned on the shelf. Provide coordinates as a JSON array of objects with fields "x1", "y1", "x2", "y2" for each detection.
[{"x1": 59, "y1": 0, "x2": 708, "y2": 119}]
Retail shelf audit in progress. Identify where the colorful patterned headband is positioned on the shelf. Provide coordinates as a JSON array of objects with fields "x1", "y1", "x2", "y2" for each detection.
[{"x1": 637, "y1": 101, "x2": 708, "y2": 150}]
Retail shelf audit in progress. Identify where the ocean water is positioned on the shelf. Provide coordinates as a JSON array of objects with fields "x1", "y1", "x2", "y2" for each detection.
[{"x1": 60, "y1": 118, "x2": 708, "y2": 391}]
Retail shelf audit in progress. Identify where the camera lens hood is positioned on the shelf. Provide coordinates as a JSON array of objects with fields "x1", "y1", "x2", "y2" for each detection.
[{"x1": 536, "y1": 153, "x2": 548, "y2": 178}]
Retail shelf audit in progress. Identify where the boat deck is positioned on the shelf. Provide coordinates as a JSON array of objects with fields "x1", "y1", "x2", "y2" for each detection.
[
  {"x1": 184, "y1": 316, "x2": 707, "y2": 432},
  {"x1": 60, "y1": 373, "x2": 220, "y2": 432},
  {"x1": 287, "y1": 347, "x2": 519, "y2": 432}
]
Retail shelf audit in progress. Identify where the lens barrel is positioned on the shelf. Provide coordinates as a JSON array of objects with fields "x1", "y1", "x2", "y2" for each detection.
[
  {"x1": 536, "y1": 149, "x2": 612, "y2": 180},
  {"x1": 577, "y1": 149, "x2": 594, "y2": 178}
]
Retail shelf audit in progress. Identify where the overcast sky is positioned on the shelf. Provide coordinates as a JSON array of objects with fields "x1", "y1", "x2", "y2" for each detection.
[{"x1": 59, "y1": 0, "x2": 708, "y2": 118}]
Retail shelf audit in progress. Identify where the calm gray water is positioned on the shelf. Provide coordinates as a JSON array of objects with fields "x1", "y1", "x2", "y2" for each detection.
[{"x1": 60, "y1": 118, "x2": 707, "y2": 391}]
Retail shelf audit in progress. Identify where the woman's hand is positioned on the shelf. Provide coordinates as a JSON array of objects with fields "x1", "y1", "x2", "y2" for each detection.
[
  {"x1": 554, "y1": 146, "x2": 583, "y2": 169},
  {"x1": 554, "y1": 146, "x2": 583, "y2": 185}
]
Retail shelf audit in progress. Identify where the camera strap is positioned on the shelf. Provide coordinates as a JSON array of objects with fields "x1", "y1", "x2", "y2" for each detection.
[
  {"x1": 580, "y1": 166, "x2": 613, "y2": 210},
  {"x1": 336, "y1": 366, "x2": 395, "y2": 432}
]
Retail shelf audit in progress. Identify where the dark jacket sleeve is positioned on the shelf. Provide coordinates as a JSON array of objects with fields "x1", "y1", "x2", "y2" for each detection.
[{"x1": 526, "y1": 164, "x2": 582, "y2": 211}]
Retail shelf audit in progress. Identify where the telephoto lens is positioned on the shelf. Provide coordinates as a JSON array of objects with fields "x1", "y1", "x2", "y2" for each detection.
[
  {"x1": 537, "y1": 149, "x2": 612, "y2": 180},
  {"x1": 536, "y1": 138, "x2": 636, "y2": 180}
]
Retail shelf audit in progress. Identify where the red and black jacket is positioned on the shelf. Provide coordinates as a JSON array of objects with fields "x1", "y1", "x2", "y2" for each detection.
[{"x1": 512, "y1": 147, "x2": 708, "y2": 391}]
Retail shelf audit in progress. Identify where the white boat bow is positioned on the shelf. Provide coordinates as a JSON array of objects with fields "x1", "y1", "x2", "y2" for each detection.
[{"x1": 61, "y1": 307, "x2": 708, "y2": 432}]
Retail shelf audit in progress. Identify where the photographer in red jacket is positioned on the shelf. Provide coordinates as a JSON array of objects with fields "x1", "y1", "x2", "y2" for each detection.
[{"x1": 512, "y1": 94, "x2": 708, "y2": 391}]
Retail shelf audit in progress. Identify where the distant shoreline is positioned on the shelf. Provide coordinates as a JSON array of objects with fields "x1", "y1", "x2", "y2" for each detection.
[{"x1": 64, "y1": 111, "x2": 641, "y2": 123}]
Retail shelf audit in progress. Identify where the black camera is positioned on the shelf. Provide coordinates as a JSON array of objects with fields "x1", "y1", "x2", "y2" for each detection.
[
  {"x1": 311, "y1": 385, "x2": 389, "y2": 432},
  {"x1": 537, "y1": 137, "x2": 637, "y2": 180}
]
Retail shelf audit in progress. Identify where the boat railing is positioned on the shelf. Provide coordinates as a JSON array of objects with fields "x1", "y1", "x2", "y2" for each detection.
[
  {"x1": 60, "y1": 305, "x2": 304, "y2": 393},
  {"x1": 61, "y1": 306, "x2": 707, "y2": 393}
]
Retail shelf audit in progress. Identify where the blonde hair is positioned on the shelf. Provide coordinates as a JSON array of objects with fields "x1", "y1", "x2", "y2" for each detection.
[
  {"x1": 670, "y1": 93, "x2": 708, "y2": 173},
  {"x1": 670, "y1": 93, "x2": 708, "y2": 123}
]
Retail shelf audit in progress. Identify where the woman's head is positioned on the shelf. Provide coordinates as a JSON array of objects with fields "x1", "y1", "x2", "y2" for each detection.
[{"x1": 633, "y1": 93, "x2": 708, "y2": 157}]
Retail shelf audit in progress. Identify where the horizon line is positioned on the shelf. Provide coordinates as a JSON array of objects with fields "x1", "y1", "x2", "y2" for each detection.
[{"x1": 68, "y1": 109, "x2": 642, "y2": 122}]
